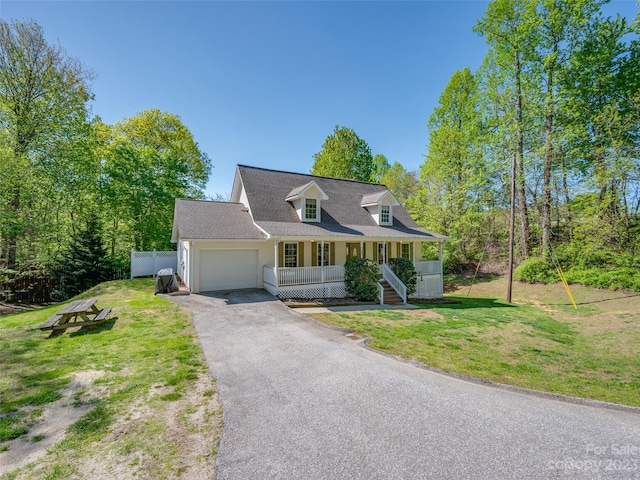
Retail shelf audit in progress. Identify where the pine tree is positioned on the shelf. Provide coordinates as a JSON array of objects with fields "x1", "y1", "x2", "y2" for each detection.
[{"x1": 53, "y1": 217, "x2": 107, "y2": 299}]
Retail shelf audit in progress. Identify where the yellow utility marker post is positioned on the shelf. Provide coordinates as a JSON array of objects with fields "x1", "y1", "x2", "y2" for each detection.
[{"x1": 557, "y1": 266, "x2": 578, "y2": 311}]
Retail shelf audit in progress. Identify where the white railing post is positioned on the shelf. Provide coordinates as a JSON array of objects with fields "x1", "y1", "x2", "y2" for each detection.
[
  {"x1": 382, "y1": 263, "x2": 407, "y2": 304},
  {"x1": 130, "y1": 250, "x2": 134, "y2": 279},
  {"x1": 152, "y1": 249, "x2": 157, "y2": 276}
]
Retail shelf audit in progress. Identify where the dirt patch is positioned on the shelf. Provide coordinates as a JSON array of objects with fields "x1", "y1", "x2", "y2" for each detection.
[
  {"x1": 76, "y1": 373, "x2": 220, "y2": 480},
  {"x1": 0, "y1": 302, "x2": 36, "y2": 317},
  {"x1": 3, "y1": 372, "x2": 221, "y2": 480},
  {"x1": 0, "y1": 370, "x2": 106, "y2": 474}
]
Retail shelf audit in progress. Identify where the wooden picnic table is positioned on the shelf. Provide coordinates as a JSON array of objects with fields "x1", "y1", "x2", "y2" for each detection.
[{"x1": 39, "y1": 298, "x2": 112, "y2": 332}]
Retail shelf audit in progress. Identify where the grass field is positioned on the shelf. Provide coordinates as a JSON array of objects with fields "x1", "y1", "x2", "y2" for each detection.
[
  {"x1": 310, "y1": 276, "x2": 640, "y2": 407},
  {"x1": 0, "y1": 279, "x2": 221, "y2": 480}
]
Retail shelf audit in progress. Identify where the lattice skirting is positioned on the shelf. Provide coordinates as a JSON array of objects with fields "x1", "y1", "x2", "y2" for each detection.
[
  {"x1": 409, "y1": 274, "x2": 443, "y2": 299},
  {"x1": 276, "y1": 282, "x2": 348, "y2": 300}
]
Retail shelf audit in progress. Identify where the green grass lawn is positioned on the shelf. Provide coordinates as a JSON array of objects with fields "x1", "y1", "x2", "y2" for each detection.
[
  {"x1": 310, "y1": 277, "x2": 640, "y2": 407},
  {"x1": 0, "y1": 279, "x2": 220, "y2": 480}
]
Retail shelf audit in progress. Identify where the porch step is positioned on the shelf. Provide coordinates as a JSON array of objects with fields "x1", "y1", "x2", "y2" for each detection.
[{"x1": 379, "y1": 280, "x2": 404, "y2": 305}]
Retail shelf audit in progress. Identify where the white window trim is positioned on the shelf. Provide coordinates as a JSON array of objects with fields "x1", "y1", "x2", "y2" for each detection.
[
  {"x1": 304, "y1": 197, "x2": 320, "y2": 222},
  {"x1": 380, "y1": 204, "x2": 392, "y2": 225}
]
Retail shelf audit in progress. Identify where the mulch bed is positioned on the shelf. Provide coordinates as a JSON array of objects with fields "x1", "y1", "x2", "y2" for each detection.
[{"x1": 282, "y1": 298, "x2": 377, "y2": 308}]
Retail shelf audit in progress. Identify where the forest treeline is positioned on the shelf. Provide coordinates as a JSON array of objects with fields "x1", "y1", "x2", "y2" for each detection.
[
  {"x1": 416, "y1": 0, "x2": 640, "y2": 290},
  {"x1": 0, "y1": 20, "x2": 211, "y2": 299},
  {"x1": 311, "y1": 1, "x2": 640, "y2": 290}
]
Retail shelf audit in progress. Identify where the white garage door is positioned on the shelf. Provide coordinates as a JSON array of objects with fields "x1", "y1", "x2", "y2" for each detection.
[{"x1": 199, "y1": 249, "x2": 259, "y2": 291}]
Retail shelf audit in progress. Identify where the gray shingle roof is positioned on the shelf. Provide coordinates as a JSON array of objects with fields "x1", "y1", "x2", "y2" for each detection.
[
  {"x1": 361, "y1": 191, "x2": 394, "y2": 206},
  {"x1": 238, "y1": 165, "x2": 445, "y2": 241},
  {"x1": 171, "y1": 199, "x2": 266, "y2": 241}
]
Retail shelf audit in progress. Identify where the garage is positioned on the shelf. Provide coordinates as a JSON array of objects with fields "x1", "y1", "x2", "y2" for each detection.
[{"x1": 199, "y1": 249, "x2": 259, "y2": 291}]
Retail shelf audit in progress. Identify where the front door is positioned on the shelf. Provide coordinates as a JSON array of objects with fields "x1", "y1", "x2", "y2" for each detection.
[{"x1": 346, "y1": 243, "x2": 361, "y2": 261}]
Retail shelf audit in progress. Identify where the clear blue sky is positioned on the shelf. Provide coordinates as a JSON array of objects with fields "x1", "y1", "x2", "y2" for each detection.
[{"x1": 1, "y1": 1, "x2": 637, "y2": 198}]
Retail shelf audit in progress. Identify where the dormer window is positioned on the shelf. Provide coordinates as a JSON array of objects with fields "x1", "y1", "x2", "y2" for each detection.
[
  {"x1": 305, "y1": 198, "x2": 318, "y2": 221},
  {"x1": 361, "y1": 190, "x2": 399, "y2": 226},
  {"x1": 286, "y1": 181, "x2": 328, "y2": 223}
]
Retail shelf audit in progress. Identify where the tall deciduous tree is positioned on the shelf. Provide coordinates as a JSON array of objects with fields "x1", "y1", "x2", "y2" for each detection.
[
  {"x1": 371, "y1": 154, "x2": 391, "y2": 183},
  {"x1": 100, "y1": 110, "x2": 212, "y2": 254},
  {"x1": 311, "y1": 126, "x2": 374, "y2": 182},
  {"x1": 563, "y1": 14, "x2": 640, "y2": 233},
  {"x1": 0, "y1": 19, "x2": 93, "y2": 269},
  {"x1": 419, "y1": 68, "x2": 501, "y2": 267},
  {"x1": 475, "y1": 0, "x2": 538, "y2": 257},
  {"x1": 379, "y1": 162, "x2": 418, "y2": 207},
  {"x1": 534, "y1": 0, "x2": 603, "y2": 256}
]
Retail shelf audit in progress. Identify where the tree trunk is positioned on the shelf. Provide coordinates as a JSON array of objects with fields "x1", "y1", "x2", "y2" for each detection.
[
  {"x1": 561, "y1": 157, "x2": 573, "y2": 242},
  {"x1": 514, "y1": 51, "x2": 530, "y2": 257},
  {"x1": 542, "y1": 64, "x2": 555, "y2": 259},
  {"x1": 6, "y1": 188, "x2": 20, "y2": 270}
]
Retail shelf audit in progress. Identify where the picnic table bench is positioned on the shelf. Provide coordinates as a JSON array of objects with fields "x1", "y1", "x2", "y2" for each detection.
[{"x1": 39, "y1": 298, "x2": 112, "y2": 332}]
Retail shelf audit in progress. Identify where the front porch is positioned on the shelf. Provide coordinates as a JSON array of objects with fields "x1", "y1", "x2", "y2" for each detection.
[{"x1": 263, "y1": 260, "x2": 443, "y2": 301}]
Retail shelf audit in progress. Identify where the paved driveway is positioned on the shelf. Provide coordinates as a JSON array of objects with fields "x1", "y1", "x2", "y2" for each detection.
[{"x1": 170, "y1": 290, "x2": 640, "y2": 480}]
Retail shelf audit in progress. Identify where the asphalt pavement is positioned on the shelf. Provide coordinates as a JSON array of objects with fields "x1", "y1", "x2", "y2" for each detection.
[{"x1": 169, "y1": 290, "x2": 640, "y2": 480}]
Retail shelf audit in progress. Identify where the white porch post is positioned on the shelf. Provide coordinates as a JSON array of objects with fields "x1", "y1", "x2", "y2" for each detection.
[
  {"x1": 360, "y1": 241, "x2": 363, "y2": 258},
  {"x1": 438, "y1": 242, "x2": 444, "y2": 297},
  {"x1": 274, "y1": 241, "x2": 279, "y2": 289},
  {"x1": 321, "y1": 240, "x2": 325, "y2": 284}
]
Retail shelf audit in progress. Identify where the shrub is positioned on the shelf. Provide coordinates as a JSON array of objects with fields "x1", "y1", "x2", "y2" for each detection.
[
  {"x1": 513, "y1": 257, "x2": 558, "y2": 284},
  {"x1": 388, "y1": 257, "x2": 417, "y2": 296},
  {"x1": 344, "y1": 257, "x2": 379, "y2": 301},
  {"x1": 565, "y1": 267, "x2": 640, "y2": 291}
]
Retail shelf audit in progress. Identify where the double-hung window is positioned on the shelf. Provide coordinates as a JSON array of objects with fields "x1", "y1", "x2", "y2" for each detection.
[
  {"x1": 401, "y1": 243, "x2": 410, "y2": 260},
  {"x1": 380, "y1": 205, "x2": 390, "y2": 225},
  {"x1": 377, "y1": 243, "x2": 386, "y2": 265},
  {"x1": 284, "y1": 243, "x2": 298, "y2": 268},
  {"x1": 317, "y1": 243, "x2": 330, "y2": 266},
  {"x1": 305, "y1": 198, "x2": 317, "y2": 221}
]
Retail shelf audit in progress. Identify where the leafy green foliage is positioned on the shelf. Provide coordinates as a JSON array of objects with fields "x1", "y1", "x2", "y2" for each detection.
[
  {"x1": 513, "y1": 257, "x2": 558, "y2": 284},
  {"x1": 0, "y1": 21, "x2": 211, "y2": 301},
  {"x1": 311, "y1": 126, "x2": 374, "y2": 182},
  {"x1": 379, "y1": 162, "x2": 418, "y2": 206},
  {"x1": 0, "y1": 19, "x2": 93, "y2": 270},
  {"x1": 371, "y1": 154, "x2": 390, "y2": 183},
  {"x1": 101, "y1": 109, "x2": 211, "y2": 253},
  {"x1": 415, "y1": 0, "x2": 640, "y2": 288},
  {"x1": 344, "y1": 257, "x2": 379, "y2": 301},
  {"x1": 388, "y1": 257, "x2": 417, "y2": 296}
]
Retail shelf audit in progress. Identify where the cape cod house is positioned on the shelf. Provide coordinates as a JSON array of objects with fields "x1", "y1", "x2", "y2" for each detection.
[{"x1": 171, "y1": 165, "x2": 447, "y2": 303}]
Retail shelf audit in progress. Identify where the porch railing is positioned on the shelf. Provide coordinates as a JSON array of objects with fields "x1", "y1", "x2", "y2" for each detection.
[
  {"x1": 414, "y1": 260, "x2": 441, "y2": 275},
  {"x1": 381, "y1": 263, "x2": 407, "y2": 304},
  {"x1": 277, "y1": 265, "x2": 345, "y2": 286}
]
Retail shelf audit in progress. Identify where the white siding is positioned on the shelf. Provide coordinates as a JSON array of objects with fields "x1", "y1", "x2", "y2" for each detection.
[{"x1": 179, "y1": 241, "x2": 190, "y2": 289}]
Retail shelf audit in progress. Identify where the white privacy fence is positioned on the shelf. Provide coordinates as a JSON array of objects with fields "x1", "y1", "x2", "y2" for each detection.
[{"x1": 130, "y1": 250, "x2": 177, "y2": 278}]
